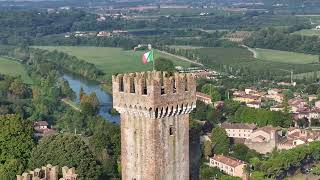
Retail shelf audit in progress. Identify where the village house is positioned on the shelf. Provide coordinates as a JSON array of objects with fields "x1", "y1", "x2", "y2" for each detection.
[
  {"x1": 293, "y1": 107, "x2": 320, "y2": 126},
  {"x1": 270, "y1": 104, "x2": 285, "y2": 112},
  {"x1": 214, "y1": 101, "x2": 224, "y2": 109},
  {"x1": 265, "y1": 89, "x2": 284, "y2": 103},
  {"x1": 221, "y1": 122, "x2": 257, "y2": 139},
  {"x1": 196, "y1": 92, "x2": 212, "y2": 104},
  {"x1": 209, "y1": 154, "x2": 247, "y2": 178},
  {"x1": 97, "y1": 31, "x2": 111, "y2": 37},
  {"x1": 308, "y1": 95, "x2": 318, "y2": 102},
  {"x1": 233, "y1": 94, "x2": 261, "y2": 104},
  {"x1": 316, "y1": 100, "x2": 320, "y2": 108},
  {"x1": 245, "y1": 126, "x2": 281, "y2": 154},
  {"x1": 288, "y1": 98, "x2": 308, "y2": 113},
  {"x1": 34, "y1": 121, "x2": 57, "y2": 138},
  {"x1": 246, "y1": 101, "x2": 261, "y2": 109},
  {"x1": 278, "y1": 128, "x2": 320, "y2": 150}
]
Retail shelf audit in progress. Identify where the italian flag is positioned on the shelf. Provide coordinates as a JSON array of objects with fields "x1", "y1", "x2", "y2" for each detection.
[{"x1": 141, "y1": 50, "x2": 154, "y2": 64}]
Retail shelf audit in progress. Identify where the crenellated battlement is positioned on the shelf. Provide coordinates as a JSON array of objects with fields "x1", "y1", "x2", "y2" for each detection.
[{"x1": 112, "y1": 71, "x2": 196, "y2": 118}]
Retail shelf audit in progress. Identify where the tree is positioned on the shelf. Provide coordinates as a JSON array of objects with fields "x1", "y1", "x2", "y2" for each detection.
[
  {"x1": 28, "y1": 134, "x2": 102, "y2": 180},
  {"x1": 200, "y1": 165, "x2": 222, "y2": 180},
  {"x1": 154, "y1": 58, "x2": 175, "y2": 72},
  {"x1": 201, "y1": 84, "x2": 221, "y2": 102},
  {"x1": 9, "y1": 79, "x2": 30, "y2": 99},
  {"x1": 230, "y1": 144, "x2": 260, "y2": 162},
  {"x1": 59, "y1": 79, "x2": 76, "y2": 100},
  {"x1": 311, "y1": 164, "x2": 320, "y2": 175},
  {"x1": 80, "y1": 92, "x2": 100, "y2": 116},
  {"x1": 0, "y1": 114, "x2": 34, "y2": 179},
  {"x1": 202, "y1": 140, "x2": 213, "y2": 159},
  {"x1": 211, "y1": 127, "x2": 230, "y2": 155},
  {"x1": 283, "y1": 89, "x2": 294, "y2": 101}
]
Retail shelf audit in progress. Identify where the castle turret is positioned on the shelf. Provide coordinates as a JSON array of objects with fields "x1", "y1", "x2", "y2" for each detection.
[{"x1": 113, "y1": 71, "x2": 196, "y2": 180}]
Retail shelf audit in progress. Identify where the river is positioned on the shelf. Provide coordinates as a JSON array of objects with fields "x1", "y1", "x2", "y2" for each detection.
[{"x1": 62, "y1": 72, "x2": 120, "y2": 123}]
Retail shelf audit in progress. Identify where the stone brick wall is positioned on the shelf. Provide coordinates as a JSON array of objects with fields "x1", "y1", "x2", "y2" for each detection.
[
  {"x1": 113, "y1": 71, "x2": 196, "y2": 180},
  {"x1": 16, "y1": 165, "x2": 77, "y2": 180}
]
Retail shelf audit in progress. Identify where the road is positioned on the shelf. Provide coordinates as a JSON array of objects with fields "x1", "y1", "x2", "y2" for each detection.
[
  {"x1": 61, "y1": 98, "x2": 81, "y2": 112},
  {"x1": 241, "y1": 45, "x2": 258, "y2": 59},
  {"x1": 157, "y1": 49, "x2": 204, "y2": 67}
]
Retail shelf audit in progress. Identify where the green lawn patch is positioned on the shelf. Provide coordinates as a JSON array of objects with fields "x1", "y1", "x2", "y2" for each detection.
[
  {"x1": 255, "y1": 48, "x2": 318, "y2": 64},
  {"x1": 33, "y1": 46, "x2": 191, "y2": 76},
  {"x1": 0, "y1": 57, "x2": 32, "y2": 84}
]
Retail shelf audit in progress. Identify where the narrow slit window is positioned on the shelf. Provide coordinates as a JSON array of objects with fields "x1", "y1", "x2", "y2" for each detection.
[
  {"x1": 130, "y1": 77, "x2": 135, "y2": 93},
  {"x1": 184, "y1": 77, "x2": 188, "y2": 91},
  {"x1": 173, "y1": 79, "x2": 177, "y2": 93},
  {"x1": 142, "y1": 78, "x2": 147, "y2": 95},
  {"x1": 169, "y1": 125, "x2": 174, "y2": 136},
  {"x1": 160, "y1": 74, "x2": 165, "y2": 95},
  {"x1": 119, "y1": 76, "x2": 124, "y2": 92}
]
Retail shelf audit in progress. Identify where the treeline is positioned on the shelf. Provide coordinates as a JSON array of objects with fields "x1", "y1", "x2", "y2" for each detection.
[
  {"x1": 252, "y1": 141, "x2": 320, "y2": 179},
  {"x1": 0, "y1": 10, "x2": 88, "y2": 45},
  {"x1": 244, "y1": 27, "x2": 320, "y2": 55},
  {"x1": 232, "y1": 106, "x2": 292, "y2": 128},
  {"x1": 34, "y1": 30, "x2": 233, "y2": 50},
  {"x1": 30, "y1": 48, "x2": 104, "y2": 80}
]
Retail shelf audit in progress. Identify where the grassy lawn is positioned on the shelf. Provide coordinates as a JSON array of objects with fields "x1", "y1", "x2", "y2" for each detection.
[
  {"x1": 255, "y1": 48, "x2": 318, "y2": 64},
  {"x1": 33, "y1": 46, "x2": 191, "y2": 76},
  {"x1": 293, "y1": 29, "x2": 320, "y2": 37},
  {"x1": 0, "y1": 57, "x2": 32, "y2": 84}
]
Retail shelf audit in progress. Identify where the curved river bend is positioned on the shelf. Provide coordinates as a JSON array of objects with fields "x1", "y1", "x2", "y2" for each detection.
[{"x1": 62, "y1": 73, "x2": 120, "y2": 123}]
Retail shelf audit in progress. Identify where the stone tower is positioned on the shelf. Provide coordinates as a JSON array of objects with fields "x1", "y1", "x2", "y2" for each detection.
[{"x1": 112, "y1": 71, "x2": 196, "y2": 180}]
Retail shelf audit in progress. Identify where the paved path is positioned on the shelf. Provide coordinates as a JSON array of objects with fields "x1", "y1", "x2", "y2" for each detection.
[
  {"x1": 241, "y1": 45, "x2": 258, "y2": 59},
  {"x1": 61, "y1": 98, "x2": 81, "y2": 112},
  {"x1": 157, "y1": 49, "x2": 204, "y2": 67}
]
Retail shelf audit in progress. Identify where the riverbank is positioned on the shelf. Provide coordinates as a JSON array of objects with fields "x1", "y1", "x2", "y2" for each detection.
[{"x1": 62, "y1": 73, "x2": 120, "y2": 123}]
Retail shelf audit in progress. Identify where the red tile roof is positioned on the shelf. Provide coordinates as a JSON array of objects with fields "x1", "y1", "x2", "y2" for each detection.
[
  {"x1": 221, "y1": 122, "x2": 257, "y2": 130},
  {"x1": 34, "y1": 121, "x2": 48, "y2": 126},
  {"x1": 212, "y1": 155, "x2": 245, "y2": 168}
]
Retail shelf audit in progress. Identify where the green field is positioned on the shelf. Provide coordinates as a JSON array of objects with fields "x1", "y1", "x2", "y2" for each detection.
[
  {"x1": 0, "y1": 57, "x2": 32, "y2": 84},
  {"x1": 255, "y1": 48, "x2": 318, "y2": 64},
  {"x1": 293, "y1": 29, "x2": 320, "y2": 36},
  {"x1": 195, "y1": 47, "x2": 255, "y2": 65},
  {"x1": 33, "y1": 46, "x2": 191, "y2": 76}
]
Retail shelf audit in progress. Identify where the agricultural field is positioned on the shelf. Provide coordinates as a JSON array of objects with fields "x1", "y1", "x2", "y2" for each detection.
[
  {"x1": 224, "y1": 31, "x2": 252, "y2": 42},
  {"x1": 254, "y1": 48, "x2": 319, "y2": 64},
  {"x1": 33, "y1": 46, "x2": 192, "y2": 76},
  {"x1": 0, "y1": 57, "x2": 32, "y2": 84},
  {"x1": 292, "y1": 29, "x2": 320, "y2": 37},
  {"x1": 192, "y1": 47, "x2": 320, "y2": 79},
  {"x1": 195, "y1": 47, "x2": 255, "y2": 65}
]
